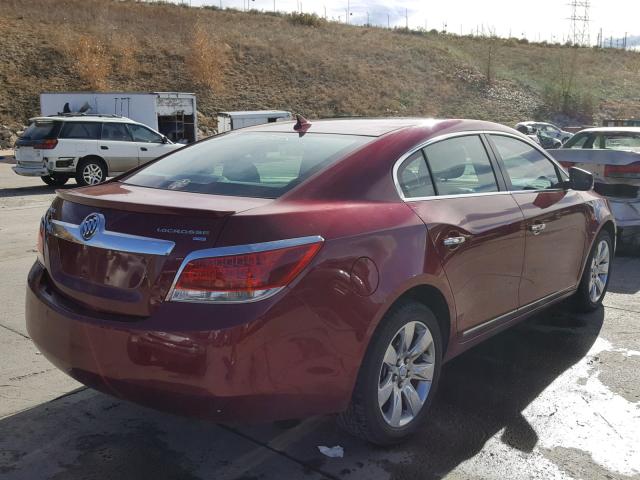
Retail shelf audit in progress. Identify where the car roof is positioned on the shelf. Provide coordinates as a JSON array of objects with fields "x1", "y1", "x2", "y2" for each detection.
[
  {"x1": 29, "y1": 115, "x2": 138, "y2": 124},
  {"x1": 246, "y1": 118, "x2": 515, "y2": 137},
  {"x1": 576, "y1": 126, "x2": 640, "y2": 134}
]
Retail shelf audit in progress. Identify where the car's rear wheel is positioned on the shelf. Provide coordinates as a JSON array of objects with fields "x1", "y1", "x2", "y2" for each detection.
[
  {"x1": 76, "y1": 158, "x2": 107, "y2": 186},
  {"x1": 573, "y1": 230, "x2": 613, "y2": 312},
  {"x1": 41, "y1": 174, "x2": 68, "y2": 187},
  {"x1": 337, "y1": 301, "x2": 442, "y2": 445}
]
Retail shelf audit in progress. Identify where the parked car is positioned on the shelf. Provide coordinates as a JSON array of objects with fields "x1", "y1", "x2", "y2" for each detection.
[
  {"x1": 515, "y1": 124, "x2": 562, "y2": 149},
  {"x1": 13, "y1": 115, "x2": 183, "y2": 187},
  {"x1": 516, "y1": 121, "x2": 573, "y2": 144},
  {"x1": 26, "y1": 118, "x2": 615, "y2": 445},
  {"x1": 550, "y1": 127, "x2": 640, "y2": 251}
]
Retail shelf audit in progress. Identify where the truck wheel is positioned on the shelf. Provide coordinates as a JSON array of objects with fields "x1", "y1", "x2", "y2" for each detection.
[
  {"x1": 41, "y1": 174, "x2": 69, "y2": 187},
  {"x1": 337, "y1": 301, "x2": 442, "y2": 445},
  {"x1": 76, "y1": 158, "x2": 106, "y2": 186},
  {"x1": 573, "y1": 230, "x2": 613, "y2": 312}
]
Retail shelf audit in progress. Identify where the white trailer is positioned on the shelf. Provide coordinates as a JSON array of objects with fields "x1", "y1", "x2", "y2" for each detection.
[
  {"x1": 40, "y1": 92, "x2": 198, "y2": 143},
  {"x1": 217, "y1": 111, "x2": 292, "y2": 133}
]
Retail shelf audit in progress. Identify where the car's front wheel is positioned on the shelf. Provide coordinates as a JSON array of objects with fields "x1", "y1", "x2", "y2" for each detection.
[
  {"x1": 40, "y1": 174, "x2": 69, "y2": 187},
  {"x1": 76, "y1": 158, "x2": 107, "y2": 186},
  {"x1": 337, "y1": 301, "x2": 442, "y2": 445},
  {"x1": 573, "y1": 230, "x2": 613, "y2": 312}
]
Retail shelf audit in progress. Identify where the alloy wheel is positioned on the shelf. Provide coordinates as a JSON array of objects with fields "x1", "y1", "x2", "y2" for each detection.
[
  {"x1": 83, "y1": 164, "x2": 103, "y2": 185},
  {"x1": 378, "y1": 321, "x2": 436, "y2": 428},
  {"x1": 588, "y1": 239, "x2": 610, "y2": 303}
]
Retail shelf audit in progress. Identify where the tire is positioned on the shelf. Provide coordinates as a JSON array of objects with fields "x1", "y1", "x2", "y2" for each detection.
[
  {"x1": 75, "y1": 158, "x2": 107, "y2": 186},
  {"x1": 40, "y1": 174, "x2": 69, "y2": 187},
  {"x1": 573, "y1": 230, "x2": 613, "y2": 312},
  {"x1": 337, "y1": 301, "x2": 442, "y2": 445}
]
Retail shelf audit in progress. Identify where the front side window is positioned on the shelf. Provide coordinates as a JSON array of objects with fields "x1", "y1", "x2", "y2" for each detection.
[
  {"x1": 123, "y1": 132, "x2": 371, "y2": 198},
  {"x1": 397, "y1": 150, "x2": 435, "y2": 198},
  {"x1": 101, "y1": 123, "x2": 132, "y2": 141},
  {"x1": 423, "y1": 135, "x2": 499, "y2": 196},
  {"x1": 60, "y1": 122, "x2": 101, "y2": 139},
  {"x1": 128, "y1": 124, "x2": 163, "y2": 143},
  {"x1": 563, "y1": 132, "x2": 597, "y2": 149},
  {"x1": 491, "y1": 135, "x2": 561, "y2": 191}
]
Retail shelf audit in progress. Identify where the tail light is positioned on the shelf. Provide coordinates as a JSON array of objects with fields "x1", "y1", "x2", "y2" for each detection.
[
  {"x1": 34, "y1": 139, "x2": 58, "y2": 150},
  {"x1": 37, "y1": 219, "x2": 45, "y2": 264},
  {"x1": 605, "y1": 162, "x2": 640, "y2": 179},
  {"x1": 168, "y1": 236, "x2": 324, "y2": 303},
  {"x1": 559, "y1": 161, "x2": 575, "y2": 169}
]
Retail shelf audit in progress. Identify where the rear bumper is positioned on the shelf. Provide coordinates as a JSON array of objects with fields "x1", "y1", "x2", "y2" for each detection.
[
  {"x1": 13, "y1": 164, "x2": 48, "y2": 177},
  {"x1": 25, "y1": 262, "x2": 355, "y2": 422}
]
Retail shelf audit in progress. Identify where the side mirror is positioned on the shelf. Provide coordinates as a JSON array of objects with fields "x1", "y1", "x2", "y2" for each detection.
[
  {"x1": 567, "y1": 167, "x2": 594, "y2": 191},
  {"x1": 161, "y1": 136, "x2": 169, "y2": 144}
]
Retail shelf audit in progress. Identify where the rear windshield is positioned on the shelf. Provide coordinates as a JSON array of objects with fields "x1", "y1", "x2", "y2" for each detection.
[
  {"x1": 20, "y1": 121, "x2": 62, "y2": 140},
  {"x1": 123, "y1": 132, "x2": 372, "y2": 198}
]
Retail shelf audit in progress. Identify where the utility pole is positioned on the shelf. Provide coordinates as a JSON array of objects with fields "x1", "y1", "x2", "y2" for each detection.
[
  {"x1": 347, "y1": 0, "x2": 350, "y2": 25},
  {"x1": 387, "y1": 13, "x2": 390, "y2": 29},
  {"x1": 405, "y1": 8, "x2": 408, "y2": 29},
  {"x1": 366, "y1": 11, "x2": 369, "y2": 26},
  {"x1": 568, "y1": 0, "x2": 591, "y2": 46}
]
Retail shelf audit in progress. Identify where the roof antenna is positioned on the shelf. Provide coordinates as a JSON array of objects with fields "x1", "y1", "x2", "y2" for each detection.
[{"x1": 293, "y1": 114, "x2": 312, "y2": 132}]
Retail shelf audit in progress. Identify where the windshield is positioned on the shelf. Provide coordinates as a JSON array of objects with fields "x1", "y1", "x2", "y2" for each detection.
[{"x1": 123, "y1": 131, "x2": 372, "y2": 198}]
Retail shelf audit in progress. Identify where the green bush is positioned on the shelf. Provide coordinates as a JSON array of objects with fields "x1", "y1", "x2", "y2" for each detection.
[{"x1": 288, "y1": 12, "x2": 324, "y2": 27}]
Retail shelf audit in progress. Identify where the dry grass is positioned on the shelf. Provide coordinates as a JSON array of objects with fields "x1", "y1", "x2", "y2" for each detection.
[
  {"x1": 59, "y1": 33, "x2": 111, "y2": 90},
  {"x1": 1, "y1": 0, "x2": 640, "y2": 126},
  {"x1": 185, "y1": 23, "x2": 230, "y2": 92}
]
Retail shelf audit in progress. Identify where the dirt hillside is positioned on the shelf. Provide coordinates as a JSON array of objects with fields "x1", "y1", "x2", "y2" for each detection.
[{"x1": 1, "y1": 0, "x2": 640, "y2": 134}]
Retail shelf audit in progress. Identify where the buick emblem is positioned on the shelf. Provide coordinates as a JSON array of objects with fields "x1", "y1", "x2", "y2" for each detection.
[{"x1": 79, "y1": 213, "x2": 103, "y2": 241}]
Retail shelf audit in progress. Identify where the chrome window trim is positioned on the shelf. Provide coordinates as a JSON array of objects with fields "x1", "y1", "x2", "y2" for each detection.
[
  {"x1": 50, "y1": 219, "x2": 175, "y2": 256},
  {"x1": 166, "y1": 235, "x2": 325, "y2": 303},
  {"x1": 392, "y1": 130, "x2": 570, "y2": 202}
]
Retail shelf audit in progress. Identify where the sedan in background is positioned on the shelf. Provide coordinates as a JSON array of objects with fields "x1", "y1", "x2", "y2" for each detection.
[
  {"x1": 26, "y1": 117, "x2": 614, "y2": 445},
  {"x1": 516, "y1": 121, "x2": 573, "y2": 144},
  {"x1": 550, "y1": 127, "x2": 640, "y2": 251}
]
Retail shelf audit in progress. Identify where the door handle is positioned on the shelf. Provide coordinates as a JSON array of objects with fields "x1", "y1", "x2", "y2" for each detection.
[
  {"x1": 100, "y1": 146, "x2": 109, "y2": 150},
  {"x1": 140, "y1": 147, "x2": 148, "y2": 151},
  {"x1": 443, "y1": 236, "x2": 467, "y2": 247},
  {"x1": 529, "y1": 223, "x2": 546, "y2": 235}
]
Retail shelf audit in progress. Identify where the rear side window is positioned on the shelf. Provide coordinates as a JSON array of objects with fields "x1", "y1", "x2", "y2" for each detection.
[
  {"x1": 59, "y1": 122, "x2": 100, "y2": 139},
  {"x1": 123, "y1": 132, "x2": 372, "y2": 198},
  {"x1": 20, "y1": 121, "x2": 61, "y2": 140},
  {"x1": 397, "y1": 150, "x2": 435, "y2": 198},
  {"x1": 491, "y1": 135, "x2": 561, "y2": 191},
  {"x1": 101, "y1": 123, "x2": 132, "y2": 141},
  {"x1": 423, "y1": 135, "x2": 499, "y2": 196}
]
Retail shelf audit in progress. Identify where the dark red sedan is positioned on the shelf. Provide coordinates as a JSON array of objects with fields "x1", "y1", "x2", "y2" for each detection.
[{"x1": 26, "y1": 118, "x2": 615, "y2": 445}]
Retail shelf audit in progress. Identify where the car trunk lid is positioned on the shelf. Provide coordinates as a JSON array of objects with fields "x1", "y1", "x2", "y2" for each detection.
[{"x1": 44, "y1": 182, "x2": 270, "y2": 317}]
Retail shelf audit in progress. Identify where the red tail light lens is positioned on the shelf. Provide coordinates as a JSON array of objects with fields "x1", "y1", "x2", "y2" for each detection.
[
  {"x1": 170, "y1": 238, "x2": 323, "y2": 303},
  {"x1": 604, "y1": 162, "x2": 640, "y2": 179},
  {"x1": 37, "y1": 219, "x2": 45, "y2": 264},
  {"x1": 34, "y1": 139, "x2": 58, "y2": 150}
]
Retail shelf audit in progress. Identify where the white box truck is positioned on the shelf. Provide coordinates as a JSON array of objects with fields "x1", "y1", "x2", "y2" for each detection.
[
  {"x1": 40, "y1": 92, "x2": 198, "y2": 143},
  {"x1": 217, "y1": 111, "x2": 292, "y2": 133}
]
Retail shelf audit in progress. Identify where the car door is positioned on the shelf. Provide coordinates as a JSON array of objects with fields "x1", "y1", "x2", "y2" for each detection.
[
  {"x1": 126, "y1": 124, "x2": 173, "y2": 165},
  {"x1": 488, "y1": 134, "x2": 589, "y2": 306},
  {"x1": 397, "y1": 134, "x2": 525, "y2": 336},
  {"x1": 99, "y1": 122, "x2": 138, "y2": 174}
]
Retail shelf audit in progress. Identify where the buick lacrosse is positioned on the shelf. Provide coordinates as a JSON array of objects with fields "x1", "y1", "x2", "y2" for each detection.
[{"x1": 27, "y1": 117, "x2": 615, "y2": 444}]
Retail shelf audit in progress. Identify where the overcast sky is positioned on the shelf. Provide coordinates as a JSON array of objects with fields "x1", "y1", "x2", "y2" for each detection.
[{"x1": 187, "y1": 0, "x2": 638, "y2": 44}]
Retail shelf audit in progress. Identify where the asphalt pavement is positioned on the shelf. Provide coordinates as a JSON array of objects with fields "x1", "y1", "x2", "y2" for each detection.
[{"x1": 1, "y1": 162, "x2": 638, "y2": 480}]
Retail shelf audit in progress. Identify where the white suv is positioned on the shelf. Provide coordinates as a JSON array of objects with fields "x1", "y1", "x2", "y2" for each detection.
[{"x1": 13, "y1": 115, "x2": 183, "y2": 186}]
